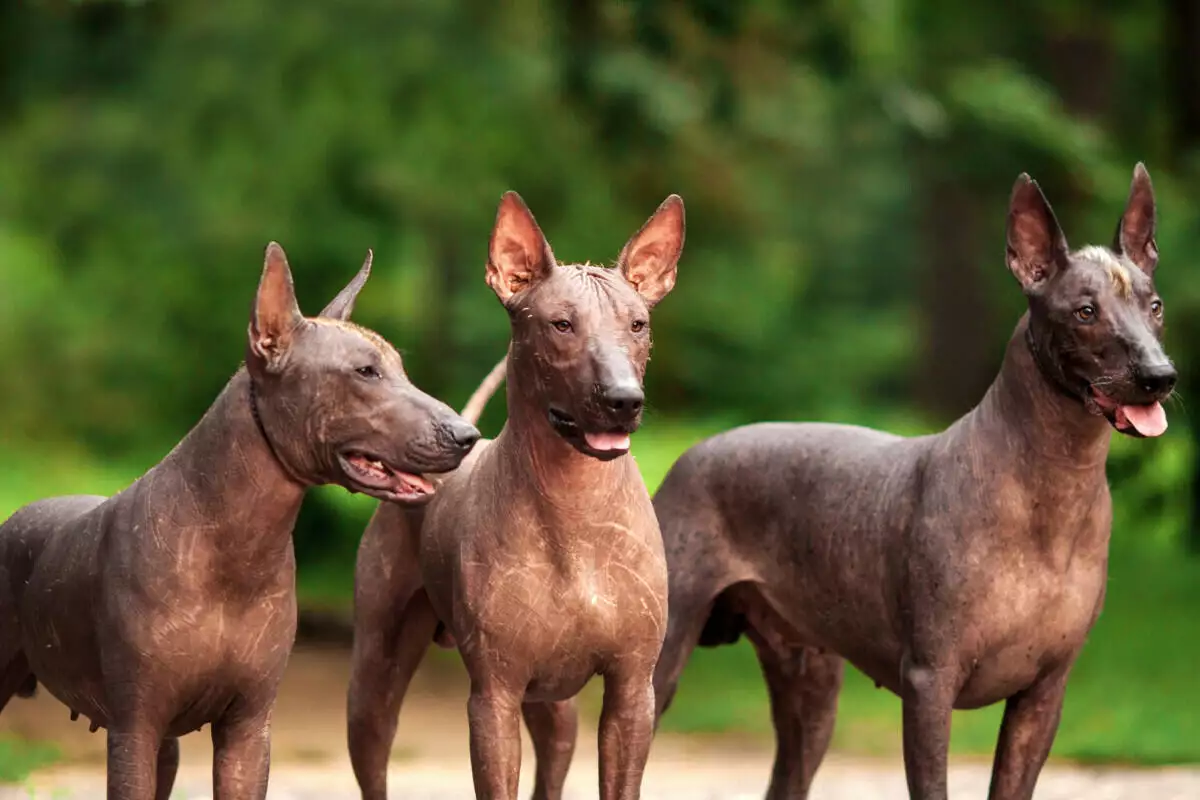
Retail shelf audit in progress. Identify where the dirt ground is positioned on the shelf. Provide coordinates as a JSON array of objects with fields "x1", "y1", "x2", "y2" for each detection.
[{"x1": 2, "y1": 643, "x2": 1198, "y2": 799}]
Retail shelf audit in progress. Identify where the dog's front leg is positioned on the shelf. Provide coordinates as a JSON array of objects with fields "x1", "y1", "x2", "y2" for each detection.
[
  {"x1": 598, "y1": 670, "x2": 656, "y2": 800},
  {"x1": 468, "y1": 682, "x2": 523, "y2": 799},
  {"x1": 900, "y1": 656, "x2": 959, "y2": 800},
  {"x1": 211, "y1": 707, "x2": 272, "y2": 800},
  {"x1": 986, "y1": 659, "x2": 1075, "y2": 800},
  {"x1": 106, "y1": 726, "x2": 164, "y2": 800}
]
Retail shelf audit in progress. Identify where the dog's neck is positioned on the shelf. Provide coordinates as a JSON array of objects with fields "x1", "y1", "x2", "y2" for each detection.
[
  {"x1": 499, "y1": 370, "x2": 637, "y2": 509},
  {"x1": 151, "y1": 367, "x2": 306, "y2": 590},
  {"x1": 971, "y1": 313, "x2": 1112, "y2": 475}
]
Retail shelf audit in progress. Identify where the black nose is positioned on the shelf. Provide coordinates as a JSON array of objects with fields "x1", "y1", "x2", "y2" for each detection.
[
  {"x1": 445, "y1": 419, "x2": 481, "y2": 451},
  {"x1": 1138, "y1": 363, "x2": 1178, "y2": 396},
  {"x1": 601, "y1": 382, "x2": 644, "y2": 414}
]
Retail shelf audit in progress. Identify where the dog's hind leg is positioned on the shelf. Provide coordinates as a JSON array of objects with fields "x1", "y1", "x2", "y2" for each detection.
[
  {"x1": 154, "y1": 736, "x2": 179, "y2": 800},
  {"x1": 652, "y1": 595, "x2": 714, "y2": 724},
  {"x1": 747, "y1": 635, "x2": 843, "y2": 800},
  {"x1": 652, "y1": 474, "x2": 744, "y2": 725},
  {"x1": 347, "y1": 586, "x2": 436, "y2": 800},
  {"x1": 523, "y1": 699, "x2": 578, "y2": 800},
  {"x1": 349, "y1": 506, "x2": 436, "y2": 800}
]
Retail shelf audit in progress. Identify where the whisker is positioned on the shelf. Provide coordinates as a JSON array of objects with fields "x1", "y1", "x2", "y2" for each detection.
[{"x1": 1165, "y1": 390, "x2": 1187, "y2": 415}]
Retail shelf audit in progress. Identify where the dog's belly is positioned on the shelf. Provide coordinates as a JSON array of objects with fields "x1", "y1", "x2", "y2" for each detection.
[
  {"x1": 30, "y1": 681, "x2": 244, "y2": 738},
  {"x1": 19, "y1": 529, "x2": 110, "y2": 726},
  {"x1": 730, "y1": 582, "x2": 905, "y2": 687},
  {"x1": 23, "y1": 571, "x2": 294, "y2": 735}
]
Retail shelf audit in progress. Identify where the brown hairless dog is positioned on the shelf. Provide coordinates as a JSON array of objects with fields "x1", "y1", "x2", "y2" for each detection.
[
  {"x1": 347, "y1": 191, "x2": 685, "y2": 800},
  {"x1": 0, "y1": 244, "x2": 479, "y2": 799},
  {"x1": 644, "y1": 164, "x2": 1175, "y2": 799}
]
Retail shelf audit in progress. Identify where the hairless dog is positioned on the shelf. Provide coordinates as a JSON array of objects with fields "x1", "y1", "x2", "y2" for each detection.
[
  {"x1": 348, "y1": 191, "x2": 685, "y2": 800},
  {"x1": 642, "y1": 164, "x2": 1176, "y2": 799},
  {"x1": 0, "y1": 244, "x2": 479, "y2": 799}
]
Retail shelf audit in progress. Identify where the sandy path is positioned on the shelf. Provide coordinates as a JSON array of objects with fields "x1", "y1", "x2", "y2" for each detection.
[
  {"x1": 2, "y1": 644, "x2": 1197, "y2": 799},
  {"x1": 13, "y1": 755, "x2": 1200, "y2": 799}
]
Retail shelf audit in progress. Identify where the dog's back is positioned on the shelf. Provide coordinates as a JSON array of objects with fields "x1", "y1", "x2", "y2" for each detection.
[{"x1": 0, "y1": 495, "x2": 108, "y2": 601}]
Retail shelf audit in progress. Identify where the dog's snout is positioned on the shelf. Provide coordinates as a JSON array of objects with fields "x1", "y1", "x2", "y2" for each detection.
[
  {"x1": 444, "y1": 419, "x2": 482, "y2": 451},
  {"x1": 601, "y1": 382, "x2": 644, "y2": 415},
  {"x1": 1137, "y1": 363, "x2": 1177, "y2": 396}
]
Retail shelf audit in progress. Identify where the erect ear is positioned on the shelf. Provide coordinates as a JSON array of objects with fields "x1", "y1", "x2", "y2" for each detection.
[
  {"x1": 319, "y1": 249, "x2": 373, "y2": 320},
  {"x1": 617, "y1": 194, "x2": 685, "y2": 307},
  {"x1": 1005, "y1": 174, "x2": 1069, "y2": 293},
  {"x1": 1112, "y1": 162, "x2": 1158, "y2": 276},
  {"x1": 485, "y1": 191, "x2": 556, "y2": 303},
  {"x1": 248, "y1": 242, "x2": 304, "y2": 370}
]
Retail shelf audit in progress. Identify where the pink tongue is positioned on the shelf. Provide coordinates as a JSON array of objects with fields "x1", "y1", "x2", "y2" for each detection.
[
  {"x1": 397, "y1": 472, "x2": 435, "y2": 494},
  {"x1": 1120, "y1": 402, "x2": 1168, "y2": 437},
  {"x1": 584, "y1": 432, "x2": 631, "y2": 451}
]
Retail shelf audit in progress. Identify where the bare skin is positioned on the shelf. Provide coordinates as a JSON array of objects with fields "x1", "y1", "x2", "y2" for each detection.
[
  {"x1": 642, "y1": 163, "x2": 1176, "y2": 800},
  {"x1": 347, "y1": 191, "x2": 686, "y2": 800},
  {"x1": 0, "y1": 244, "x2": 480, "y2": 800}
]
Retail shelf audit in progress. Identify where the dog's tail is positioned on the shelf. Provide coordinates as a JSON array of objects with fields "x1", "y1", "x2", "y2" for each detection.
[{"x1": 460, "y1": 355, "x2": 507, "y2": 426}]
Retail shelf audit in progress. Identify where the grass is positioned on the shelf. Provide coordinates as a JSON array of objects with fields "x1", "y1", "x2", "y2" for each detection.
[
  {"x1": 1, "y1": 413, "x2": 1198, "y2": 770},
  {"x1": 0, "y1": 739, "x2": 58, "y2": 785}
]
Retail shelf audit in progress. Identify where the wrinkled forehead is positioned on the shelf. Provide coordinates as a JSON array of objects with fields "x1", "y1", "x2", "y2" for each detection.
[
  {"x1": 1061, "y1": 245, "x2": 1154, "y2": 300},
  {"x1": 305, "y1": 317, "x2": 404, "y2": 368},
  {"x1": 520, "y1": 263, "x2": 647, "y2": 318}
]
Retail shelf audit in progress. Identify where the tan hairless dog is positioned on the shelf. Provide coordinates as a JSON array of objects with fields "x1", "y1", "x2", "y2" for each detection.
[{"x1": 348, "y1": 191, "x2": 685, "y2": 800}]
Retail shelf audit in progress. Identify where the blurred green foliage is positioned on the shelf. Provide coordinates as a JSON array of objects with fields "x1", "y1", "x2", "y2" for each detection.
[{"x1": 4, "y1": 0, "x2": 1198, "y2": 452}]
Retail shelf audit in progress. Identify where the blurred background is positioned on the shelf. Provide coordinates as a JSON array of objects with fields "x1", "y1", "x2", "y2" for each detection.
[{"x1": 0, "y1": 0, "x2": 1197, "y2": 784}]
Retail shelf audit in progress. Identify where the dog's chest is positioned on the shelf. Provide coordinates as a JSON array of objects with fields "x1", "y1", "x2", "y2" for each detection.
[
  {"x1": 456, "y1": 527, "x2": 667, "y2": 698},
  {"x1": 156, "y1": 595, "x2": 296, "y2": 731},
  {"x1": 951, "y1": 500, "x2": 1110, "y2": 708}
]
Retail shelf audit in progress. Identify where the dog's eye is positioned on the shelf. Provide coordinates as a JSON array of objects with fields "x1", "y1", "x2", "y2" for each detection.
[
  {"x1": 1151, "y1": 299, "x2": 1164, "y2": 318},
  {"x1": 355, "y1": 365, "x2": 381, "y2": 379},
  {"x1": 551, "y1": 319, "x2": 573, "y2": 333},
  {"x1": 1074, "y1": 305, "x2": 1096, "y2": 322},
  {"x1": 631, "y1": 320, "x2": 647, "y2": 333}
]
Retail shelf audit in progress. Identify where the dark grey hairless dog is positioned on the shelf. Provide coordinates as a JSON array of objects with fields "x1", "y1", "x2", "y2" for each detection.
[
  {"x1": 642, "y1": 164, "x2": 1176, "y2": 800},
  {"x1": 348, "y1": 191, "x2": 685, "y2": 800},
  {"x1": 0, "y1": 244, "x2": 479, "y2": 799}
]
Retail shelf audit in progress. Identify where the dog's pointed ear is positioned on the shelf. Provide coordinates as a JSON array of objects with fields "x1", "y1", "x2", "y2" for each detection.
[
  {"x1": 1006, "y1": 174, "x2": 1069, "y2": 292},
  {"x1": 1113, "y1": 162, "x2": 1158, "y2": 276},
  {"x1": 486, "y1": 191, "x2": 556, "y2": 303},
  {"x1": 320, "y1": 249, "x2": 373, "y2": 320},
  {"x1": 618, "y1": 194, "x2": 685, "y2": 307},
  {"x1": 248, "y1": 242, "x2": 304, "y2": 370}
]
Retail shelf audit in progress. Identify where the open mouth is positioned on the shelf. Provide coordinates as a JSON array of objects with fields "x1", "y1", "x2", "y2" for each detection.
[
  {"x1": 547, "y1": 408, "x2": 633, "y2": 461},
  {"x1": 1089, "y1": 388, "x2": 1168, "y2": 438},
  {"x1": 337, "y1": 451, "x2": 436, "y2": 504}
]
